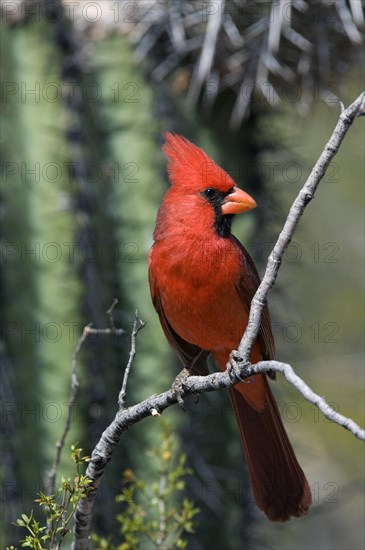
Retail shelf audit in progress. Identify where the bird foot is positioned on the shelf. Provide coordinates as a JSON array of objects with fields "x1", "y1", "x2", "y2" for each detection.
[
  {"x1": 171, "y1": 368, "x2": 190, "y2": 410},
  {"x1": 228, "y1": 351, "x2": 243, "y2": 380},
  {"x1": 227, "y1": 352, "x2": 253, "y2": 384}
]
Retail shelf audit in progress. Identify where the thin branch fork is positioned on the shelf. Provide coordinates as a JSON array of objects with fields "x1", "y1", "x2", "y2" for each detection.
[
  {"x1": 48, "y1": 303, "x2": 125, "y2": 497},
  {"x1": 72, "y1": 92, "x2": 365, "y2": 550},
  {"x1": 118, "y1": 310, "x2": 147, "y2": 408}
]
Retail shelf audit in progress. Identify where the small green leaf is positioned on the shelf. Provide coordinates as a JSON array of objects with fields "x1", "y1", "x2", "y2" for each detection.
[{"x1": 15, "y1": 520, "x2": 25, "y2": 527}]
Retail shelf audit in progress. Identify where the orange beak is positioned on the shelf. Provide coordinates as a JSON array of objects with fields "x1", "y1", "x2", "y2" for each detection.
[{"x1": 221, "y1": 186, "x2": 257, "y2": 215}]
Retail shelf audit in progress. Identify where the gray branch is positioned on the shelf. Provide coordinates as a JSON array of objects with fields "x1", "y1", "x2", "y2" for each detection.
[
  {"x1": 72, "y1": 92, "x2": 365, "y2": 550},
  {"x1": 47, "y1": 327, "x2": 85, "y2": 496},
  {"x1": 238, "y1": 90, "x2": 365, "y2": 359},
  {"x1": 118, "y1": 311, "x2": 147, "y2": 408},
  {"x1": 48, "y1": 303, "x2": 124, "y2": 496}
]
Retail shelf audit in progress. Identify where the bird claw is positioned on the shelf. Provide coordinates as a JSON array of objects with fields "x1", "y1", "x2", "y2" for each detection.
[
  {"x1": 228, "y1": 352, "x2": 253, "y2": 384},
  {"x1": 171, "y1": 368, "x2": 190, "y2": 410},
  {"x1": 227, "y1": 351, "x2": 243, "y2": 379}
]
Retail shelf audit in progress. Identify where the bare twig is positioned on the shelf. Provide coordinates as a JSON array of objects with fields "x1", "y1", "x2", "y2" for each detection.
[
  {"x1": 251, "y1": 361, "x2": 365, "y2": 439},
  {"x1": 47, "y1": 326, "x2": 87, "y2": 496},
  {"x1": 72, "y1": 92, "x2": 365, "y2": 550},
  {"x1": 237, "y1": 91, "x2": 365, "y2": 360},
  {"x1": 48, "y1": 302, "x2": 125, "y2": 497},
  {"x1": 107, "y1": 298, "x2": 119, "y2": 330},
  {"x1": 118, "y1": 311, "x2": 147, "y2": 408}
]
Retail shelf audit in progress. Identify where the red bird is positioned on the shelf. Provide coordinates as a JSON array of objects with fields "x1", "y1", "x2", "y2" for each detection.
[{"x1": 148, "y1": 133, "x2": 312, "y2": 521}]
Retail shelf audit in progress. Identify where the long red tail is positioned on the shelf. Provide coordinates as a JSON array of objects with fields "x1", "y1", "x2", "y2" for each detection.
[{"x1": 214, "y1": 353, "x2": 312, "y2": 521}]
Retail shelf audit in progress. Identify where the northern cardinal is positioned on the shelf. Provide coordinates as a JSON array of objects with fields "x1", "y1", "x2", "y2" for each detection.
[{"x1": 148, "y1": 133, "x2": 312, "y2": 521}]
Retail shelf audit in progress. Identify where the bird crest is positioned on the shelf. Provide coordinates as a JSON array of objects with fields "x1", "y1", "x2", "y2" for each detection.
[{"x1": 163, "y1": 132, "x2": 236, "y2": 193}]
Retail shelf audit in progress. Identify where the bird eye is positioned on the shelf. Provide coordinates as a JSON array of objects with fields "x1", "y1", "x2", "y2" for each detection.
[{"x1": 203, "y1": 188, "x2": 217, "y2": 200}]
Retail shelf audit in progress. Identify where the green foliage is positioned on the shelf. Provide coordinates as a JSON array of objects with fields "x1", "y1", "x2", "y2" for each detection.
[
  {"x1": 8, "y1": 445, "x2": 92, "y2": 550},
  {"x1": 9, "y1": 428, "x2": 198, "y2": 550},
  {"x1": 92, "y1": 422, "x2": 199, "y2": 550}
]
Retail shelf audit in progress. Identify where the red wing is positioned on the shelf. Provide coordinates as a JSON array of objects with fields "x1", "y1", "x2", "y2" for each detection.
[
  {"x1": 148, "y1": 264, "x2": 209, "y2": 375},
  {"x1": 232, "y1": 236, "x2": 275, "y2": 361}
]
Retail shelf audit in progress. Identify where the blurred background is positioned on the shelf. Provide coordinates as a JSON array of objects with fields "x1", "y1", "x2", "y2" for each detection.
[{"x1": 1, "y1": 0, "x2": 364, "y2": 548}]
